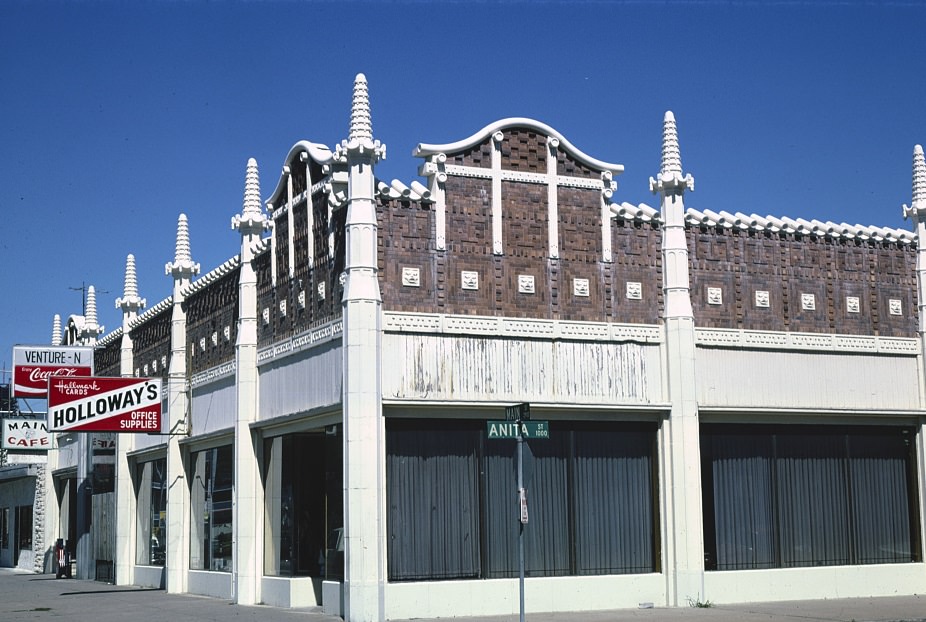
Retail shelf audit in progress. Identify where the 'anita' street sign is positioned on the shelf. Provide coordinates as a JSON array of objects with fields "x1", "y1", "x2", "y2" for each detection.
[
  {"x1": 12, "y1": 345, "x2": 94, "y2": 398},
  {"x1": 48, "y1": 376, "x2": 162, "y2": 433}
]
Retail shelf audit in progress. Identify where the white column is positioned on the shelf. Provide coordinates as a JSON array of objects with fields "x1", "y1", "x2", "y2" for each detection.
[
  {"x1": 231, "y1": 158, "x2": 270, "y2": 605},
  {"x1": 165, "y1": 215, "x2": 198, "y2": 594},
  {"x1": 340, "y1": 73, "x2": 386, "y2": 622},
  {"x1": 115, "y1": 255, "x2": 145, "y2": 585},
  {"x1": 650, "y1": 111, "x2": 704, "y2": 606}
]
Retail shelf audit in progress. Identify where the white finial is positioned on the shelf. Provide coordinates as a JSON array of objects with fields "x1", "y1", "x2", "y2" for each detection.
[
  {"x1": 175, "y1": 214, "x2": 191, "y2": 264},
  {"x1": 661, "y1": 111, "x2": 682, "y2": 176},
  {"x1": 914, "y1": 145, "x2": 925, "y2": 205},
  {"x1": 166, "y1": 213, "x2": 201, "y2": 278},
  {"x1": 243, "y1": 158, "x2": 262, "y2": 218},
  {"x1": 124, "y1": 253, "x2": 138, "y2": 298},
  {"x1": 650, "y1": 110, "x2": 694, "y2": 194},
  {"x1": 52, "y1": 314, "x2": 61, "y2": 346},
  {"x1": 349, "y1": 73, "x2": 373, "y2": 142},
  {"x1": 117, "y1": 253, "x2": 146, "y2": 312},
  {"x1": 233, "y1": 159, "x2": 271, "y2": 234},
  {"x1": 86, "y1": 285, "x2": 98, "y2": 325},
  {"x1": 903, "y1": 145, "x2": 926, "y2": 220}
]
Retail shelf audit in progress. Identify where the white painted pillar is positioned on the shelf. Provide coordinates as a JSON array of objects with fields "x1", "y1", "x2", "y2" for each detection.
[
  {"x1": 114, "y1": 254, "x2": 145, "y2": 585},
  {"x1": 650, "y1": 111, "x2": 704, "y2": 606},
  {"x1": 340, "y1": 73, "x2": 386, "y2": 622},
  {"x1": 165, "y1": 215, "x2": 199, "y2": 594},
  {"x1": 901, "y1": 145, "x2": 926, "y2": 557},
  {"x1": 231, "y1": 158, "x2": 270, "y2": 605}
]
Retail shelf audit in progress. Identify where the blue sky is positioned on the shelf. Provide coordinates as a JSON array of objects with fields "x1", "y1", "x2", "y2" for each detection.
[{"x1": 2, "y1": 0, "x2": 925, "y2": 382}]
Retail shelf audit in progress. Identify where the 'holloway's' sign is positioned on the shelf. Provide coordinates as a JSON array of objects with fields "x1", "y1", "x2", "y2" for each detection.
[
  {"x1": 12, "y1": 345, "x2": 94, "y2": 398},
  {"x1": 48, "y1": 376, "x2": 162, "y2": 433}
]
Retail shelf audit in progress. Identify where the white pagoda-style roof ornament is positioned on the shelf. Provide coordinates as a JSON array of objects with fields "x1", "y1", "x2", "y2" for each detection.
[
  {"x1": 166, "y1": 213, "x2": 200, "y2": 279},
  {"x1": 337, "y1": 73, "x2": 385, "y2": 163},
  {"x1": 650, "y1": 111, "x2": 694, "y2": 194},
  {"x1": 233, "y1": 158, "x2": 270, "y2": 233},
  {"x1": 349, "y1": 73, "x2": 373, "y2": 142},
  {"x1": 116, "y1": 253, "x2": 146, "y2": 313},
  {"x1": 80, "y1": 285, "x2": 104, "y2": 340},
  {"x1": 903, "y1": 144, "x2": 926, "y2": 221},
  {"x1": 51, "y1": 314, "x2": 61, "y2": 346}
]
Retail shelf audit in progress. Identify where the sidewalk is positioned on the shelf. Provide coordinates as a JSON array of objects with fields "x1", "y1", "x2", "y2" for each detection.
[{"x1": 0, "y1": 568, "x2": 924, "y2": 622}]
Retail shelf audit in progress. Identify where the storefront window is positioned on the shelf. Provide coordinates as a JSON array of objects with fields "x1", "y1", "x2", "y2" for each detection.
[
  {"x1": 190, "y1": 445, "x2": 234, "y2": 572},
  {"x1": 0, "y1": 508, "x2": 8, "y2": 549},
  {"x1": 15, "y1": 505, "x2": 32, "y2": 550},
  {"x1": 701, "y1": 424, "x2": 920, "y2": 570},
  {"x1": 386, "y1": 419, "x2": 657, "y2": 581},
  {"x1": 136, "y1": 458, "x2": 167, "y2": 566},
  {"x1": 263, "y1": 428, "x2": 342, "y2": 579}
]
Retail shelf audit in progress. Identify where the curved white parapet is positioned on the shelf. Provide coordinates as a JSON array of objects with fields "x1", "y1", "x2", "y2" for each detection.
[{"x1": 413, "y1": 117, "x2": 624, "y2": 176}]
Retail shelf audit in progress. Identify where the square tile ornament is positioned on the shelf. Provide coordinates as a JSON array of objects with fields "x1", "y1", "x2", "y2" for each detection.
[
  {"x1": 402, "y1": 267, "x2": 421, "y2": 287},
  {"x1": 518, "y1": 274, "x2": 535, "y2": 294},
  {"x1": 573, "y1": 278, "x2": 590, "y2": 297},
  {"x1": 461, "y1": 271, "x2": 479, "y2": 290}
]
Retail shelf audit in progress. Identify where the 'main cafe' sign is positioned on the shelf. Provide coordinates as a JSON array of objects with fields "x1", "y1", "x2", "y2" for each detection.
[{"x1": 2, "y1": 415, "x2": 50, "y2": 450}]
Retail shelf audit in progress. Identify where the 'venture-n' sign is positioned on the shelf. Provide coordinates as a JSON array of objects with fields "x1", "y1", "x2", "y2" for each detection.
[
  {"x1": 12, "y1": 345, "x2": 94, "y2": 398},
  {"x1": 48, "y1": 376, "x2": 162, "y2": 433}
]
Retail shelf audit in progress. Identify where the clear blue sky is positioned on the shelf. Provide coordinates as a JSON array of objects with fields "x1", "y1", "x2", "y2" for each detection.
[{"x1": 2, "y1": 0, "x2": 925, "y2": 381}]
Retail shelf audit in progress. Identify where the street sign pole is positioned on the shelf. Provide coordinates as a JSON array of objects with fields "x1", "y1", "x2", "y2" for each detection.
[
  {"x1": 489, "y1": 403, "x2": 548, "y2": 622},
  {"x1": 518, "y1": 430, "x2": 525, "y2": 622}
]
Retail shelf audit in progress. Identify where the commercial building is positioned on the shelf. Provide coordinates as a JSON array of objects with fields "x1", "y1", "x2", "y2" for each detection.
[{"x1": 38, "y1": 74, "x2": 926, "y2": 620}]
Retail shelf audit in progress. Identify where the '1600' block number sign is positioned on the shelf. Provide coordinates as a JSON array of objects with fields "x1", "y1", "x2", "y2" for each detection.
[{"x1": 48, "y1": 376, "x2": 163, "y2": 433}]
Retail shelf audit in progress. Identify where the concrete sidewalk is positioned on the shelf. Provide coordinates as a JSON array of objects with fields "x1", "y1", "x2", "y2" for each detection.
[{"x1": 0, "y1": 569, "x2": 924, "y2": 622}]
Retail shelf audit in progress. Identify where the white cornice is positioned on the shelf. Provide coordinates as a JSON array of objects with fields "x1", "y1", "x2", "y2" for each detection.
[
  {"x1": 413, "y1": 117, "x2": 624, "y2": 176},
  {"x1": 96, "y1": 327, "x2": 124, "y2": 348},
  {"x1": 609, "y1": 202, "x2": 915, "y2": 246},
  {"x1": 256, "y1": 318, "x2": 344, "y2": 365},
  {"x1": 383, "y1": 312, "x2": 662, "y2": 344},
  {"x1": 695, "y1": 327, "x2": 919, "y2": 354},
  {"x1": 128, "y1": 296, "x2": 173, "y2": 332},
  {"x1": 181, "y1": 255, "x2": 241, "y2": 298}
]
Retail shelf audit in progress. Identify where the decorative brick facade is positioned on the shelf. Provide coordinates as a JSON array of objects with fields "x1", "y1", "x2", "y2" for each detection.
[{"x1": 689, "y1": 226, "x2": 917, "y2": 336}]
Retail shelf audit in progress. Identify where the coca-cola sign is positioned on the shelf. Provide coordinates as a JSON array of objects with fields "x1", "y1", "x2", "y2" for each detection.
[{"x1": 12, "y1": 346, "x2": 94, "y2": 398}]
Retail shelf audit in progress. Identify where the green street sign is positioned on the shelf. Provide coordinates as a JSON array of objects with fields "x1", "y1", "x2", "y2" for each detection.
[{"x1": 486, "y1": 420, "x2": 550, "y2": 439}]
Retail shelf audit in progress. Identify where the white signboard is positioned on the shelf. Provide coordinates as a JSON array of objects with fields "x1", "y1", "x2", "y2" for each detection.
[
  {"x1": 2, "y1": 415, "x2": 51, "y2": 450},
  {"x1": 12, "y1": 345, "x2": 94, "y2": 398},
  {"x1": 48, "y1": 376, "x2": 162, "y2": 433}
]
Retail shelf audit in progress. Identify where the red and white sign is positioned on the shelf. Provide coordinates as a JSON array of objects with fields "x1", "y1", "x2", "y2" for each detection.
[
  {"x1": 48, "y1": 376, "x2": 162, "y2": 433},
  {"x1": 2, "y1": 415, "x2": 50, "y2": 450},
  {"x1": 12, "y1": 345, "x2": 94, "y2": 398}
]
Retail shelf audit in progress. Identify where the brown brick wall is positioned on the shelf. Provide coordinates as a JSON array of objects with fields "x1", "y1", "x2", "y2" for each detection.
[
  {"x1": 258, "y1": 190, "x2": 345, "y2": 349},
  {"x1": 689, "y1": 226, "x2": 918, "y2": 336},
  {"x1": 449, "y1": 141, "x2": 492, "y2": 168},
  {"x1": 501, "y1": 129, "x2": 546, "y2": 172},
  {"x1": 378, "y1": 199, "x2": 439, "y2": 313},
  {"x1": 186, "y1": 268, "x2": 239, "y2": 374},
  {"x1": 611, "y1": 219, "x2": 663, "y2": 325},
  {"x1": 94, "y1": 340, "x2": 121, "y2": 378},
  {"x1": 556, "y1": 148, "x2": 597, "y2": 179},
  {"x1": 131, "y1": 307, "x2": 171, "y2": 381}
]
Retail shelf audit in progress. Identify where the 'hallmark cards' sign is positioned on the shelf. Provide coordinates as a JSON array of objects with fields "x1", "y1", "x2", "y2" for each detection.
[
  {"x1": 2, "y1": 415, "x2": 50, "y2": 450},
  {"x1": 48, "y1": 377, "x2": 162, "y2": 433},
  {"x1": 12, "y1": 345, "x2": 94, "y2": 398}
]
